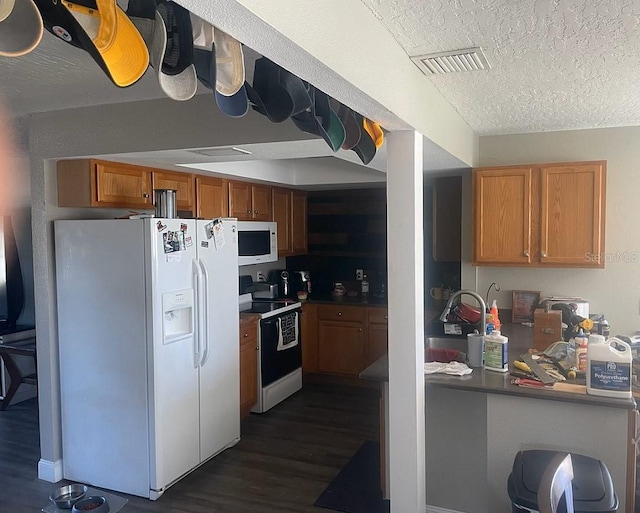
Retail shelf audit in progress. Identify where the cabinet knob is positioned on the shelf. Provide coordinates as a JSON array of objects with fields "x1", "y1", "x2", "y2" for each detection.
[
  {"x1": 338, "y1": 312, "x2": 342, "y2": 316},
  {"x1": 143, "y1": 193, "x2": 149, "y2": 198},
  {"x1": 254, "y1": 210, "x2": 258, "y2": 214},
  {"x1": 524, "y1": 250, "x2": 530, "y2": 257},
  {"x1": 541, "y1": 251, "x2": 548, "y2": 258},
  {"x1": 243, "y1": 333, "x2": 248, "y2": 338},
  {"x1": 358, "y1": 328, "x2": 362, "y2": 332},
  {"x1": 384, "y1": 316, "x2": 388, "y2": 320},
  {"x1": 247, "y1": 210, "x2": 252, "y2": 214},
  {"x1": 255, "y1": 346, "x2": 259, "y2": 350}
]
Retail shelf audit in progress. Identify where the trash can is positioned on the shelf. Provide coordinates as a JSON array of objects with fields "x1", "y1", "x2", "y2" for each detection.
[{"x1": 507, "y1": 450, "x2": 618, "y2": 513}]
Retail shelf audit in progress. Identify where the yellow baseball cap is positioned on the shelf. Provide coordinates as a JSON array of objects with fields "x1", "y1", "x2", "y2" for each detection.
[
  {"x1": 362, "y1": 118, "x2": 384, "y2": 149},
  {"x1": 36, "y1": 0, "x2": 148, "y2": 87}
]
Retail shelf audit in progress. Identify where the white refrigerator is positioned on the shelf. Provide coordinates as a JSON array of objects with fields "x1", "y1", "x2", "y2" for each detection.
[{"x1": 54, "y1": 218, "x2": 240, "y2": 499}]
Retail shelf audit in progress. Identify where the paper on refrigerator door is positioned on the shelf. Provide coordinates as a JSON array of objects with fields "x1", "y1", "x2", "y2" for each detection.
[{"x1": 204, "y1": 219, "x2": 226, "y2": 250}]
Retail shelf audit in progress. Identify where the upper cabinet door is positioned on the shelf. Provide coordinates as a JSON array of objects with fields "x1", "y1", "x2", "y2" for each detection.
[
  {"x1": 251, "y1": 185, "x2": 273, "y2": 221},
  {"x1": 432, "y1": 176, "x2": 461, "y2": 262},
  {"x1": 196, "y1": 176, "x2": 228, "y2": 219},
  {"x1": 95, "y1": 161, "x2": 153, "y2": 208},
  {"x1": 272, "y1": 188, "x2": 292, "y2": 255},
  {"x1": 228, "y1": 181, "x2": 253, "y2": 220},
  {"x1": 539, "y1": 162, "x2": 606, "y2": 267},
  {"x1": 152, "y1": 170, "x2": 195, "y2": 213},
  {"x1": 473, "y1": 166, "x2": 533, "y2": 265},
  {"x1": 291, "y1": 190, "x2": 308, "y2": 255}
]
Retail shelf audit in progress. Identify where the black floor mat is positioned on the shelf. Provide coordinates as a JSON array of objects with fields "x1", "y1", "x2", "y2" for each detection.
[{"x1": 314, "y1": 441, "x2": 390, "y2": 513}]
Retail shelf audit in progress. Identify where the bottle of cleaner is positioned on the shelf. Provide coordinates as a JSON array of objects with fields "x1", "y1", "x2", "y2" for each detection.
[
  {"x1": 490, "y1": 299, "x2": 501, "y2": 331},
  {"x1": 361, "y1": 273, "x2": 369, "y2": 300},
  {"x1": 587, "y1": 336, "x2": 632, "y2": 398},
  {"x1": 484, "y1": 332, "x2": 508, "y2": 372}
]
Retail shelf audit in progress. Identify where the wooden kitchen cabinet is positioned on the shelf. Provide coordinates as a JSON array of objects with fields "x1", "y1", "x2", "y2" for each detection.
[
  {"x1": 366, "y1": 307, "x2": 388, "y2": 367},
  {"x1": 272, "y1": 188, "x2": 308, "y2": 256},
  {"x1": 291, "y1": 190, "x2": 308, "y2": 255},
  {"x1": 57, "y1": 159, "x2": 153, "y2": 208},
  {"x1": 300, "y1": 303, "x2": 318, "y2": 374},
  {"x1": 239, "y1": 316, "x2": 258, "y2": 418},
  {"x1": 473, "y1": 161, "x2": 606, "y2": 268},
  {"x1": 152, "y1": 170, "x2": 195, "y2": 214},
  {"x1": 317, "y1": 305, "x2": 365, "y2": 376},
  {"x1": 272, "y1": 187, "x2": 292, "y2": 255},
  {"x1": 229, "y1": 181, "x2": 273, "y2": 221},
  {"x1": 432, "y1": 176, "x2": 461, "y2": 262},
  {"x1": 196, "y1": 176, "x2": 228, "y2": 219}
]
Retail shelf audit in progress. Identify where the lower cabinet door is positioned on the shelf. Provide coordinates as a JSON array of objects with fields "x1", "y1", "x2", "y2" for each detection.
[
  {"x1": 318, "y1": 320, "x2": 364, "y2": 376},
  {"x1": 366, "y1": 323, "x2": 388, "y2": 367},
  {"x1": 239, "y1": 321, "x2": 258, "y2": 417}
]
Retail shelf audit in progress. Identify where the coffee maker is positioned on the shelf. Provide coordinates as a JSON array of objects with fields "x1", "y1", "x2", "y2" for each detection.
[{"x1": 291, "y1": 271, "x2": 312, "y2": 297}]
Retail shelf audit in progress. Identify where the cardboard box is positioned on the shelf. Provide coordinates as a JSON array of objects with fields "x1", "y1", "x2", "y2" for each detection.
[{"x1": 533, "y1": 309, "x2": 563, "y2": 351}]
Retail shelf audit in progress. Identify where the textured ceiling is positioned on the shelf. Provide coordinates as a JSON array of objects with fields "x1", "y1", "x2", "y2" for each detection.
[
  {"x1": 2, "y1": 0, "x2": 635, "y2": 169},
  {"x1": 361, "y1": 0, "x2": 640, "y2": 135}
]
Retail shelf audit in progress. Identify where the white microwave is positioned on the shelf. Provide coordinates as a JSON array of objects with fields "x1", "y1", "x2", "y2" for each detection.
[{"x1": 237, "y1": 221, "x2": 278, "y2": 266}]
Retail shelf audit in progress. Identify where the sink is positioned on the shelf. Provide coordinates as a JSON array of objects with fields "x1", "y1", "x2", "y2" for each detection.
[{"x1": 424, "y1": 336, "x2": 467, "y2": 362}]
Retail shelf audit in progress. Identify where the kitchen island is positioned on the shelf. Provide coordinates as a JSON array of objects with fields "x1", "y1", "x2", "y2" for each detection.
[{"x1": 361, "y1": 324, "x2": 637, "y2": 513}]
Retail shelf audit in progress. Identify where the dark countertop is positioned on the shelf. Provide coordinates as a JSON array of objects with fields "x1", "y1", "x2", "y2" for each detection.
[
  {"x1": 302, "y1": 294, "x2": 388, "y2": 307},
  {"x1": 360, "y1": 323, "x2": 637, "y2": 410}
]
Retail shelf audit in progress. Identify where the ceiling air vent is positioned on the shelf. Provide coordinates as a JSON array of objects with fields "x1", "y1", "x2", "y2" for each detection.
[
  {"x1": 189, "y1": 146, "x2": 252, "y2": 157},
  {"x1": 411, "y1": 47, "x2": 490, "y2": 75}
]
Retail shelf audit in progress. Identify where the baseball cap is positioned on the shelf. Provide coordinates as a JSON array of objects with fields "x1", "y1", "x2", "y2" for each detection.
[
  {"x1": 151, "y1": 0, "x2": 197, "y2": 101},
  {"x1": 291, "y1": 84, "x2": 345, "y2": 152},
  {"x1": 363, "y1": 117, "x2": 384, "y2": 149},
  {"x1": 0, "y1": 0, "x2": 43, "y2": 57},
  {"x1": 352, "y1": 112, "x2": 377, "y2": 165},
  {"x1": 213, "y1": 26, "x2": 244, "y2": 97},
  {"x1": 33, "y1": 0, "x2": 148, "y2": 87},
  {"x1": 191, "y1": 13, "x2": 248, "y2": 117}
]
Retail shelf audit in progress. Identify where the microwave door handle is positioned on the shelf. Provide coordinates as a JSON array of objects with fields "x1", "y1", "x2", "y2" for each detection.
[
  {"x1": 192, "y1": 259, "x2": 202, "y2": 368},
  {"x1": 198, "y1": 258, "x2": 210, "y2": 367}
]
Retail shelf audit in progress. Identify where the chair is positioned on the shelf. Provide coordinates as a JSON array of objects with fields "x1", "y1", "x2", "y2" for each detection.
[
  {"x1": 537, "y1": 452, "x2": 574, "y2": 513},
  {"x1": 0, "y1": 339, "x2": 37, "y2": 411}
]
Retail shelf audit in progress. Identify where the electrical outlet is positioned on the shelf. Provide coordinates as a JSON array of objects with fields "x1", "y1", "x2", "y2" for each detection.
[
  {"x1": 356, "y1": 269, "x2": 364, "y2": 281},
  {"x1": 256, "y1": 271, "x2": 266, "y2": 282}
]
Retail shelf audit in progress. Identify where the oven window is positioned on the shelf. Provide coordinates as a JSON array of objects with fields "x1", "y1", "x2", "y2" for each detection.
[{"x1": 238, "y1": 230, "x2": 271, "y2": 256}]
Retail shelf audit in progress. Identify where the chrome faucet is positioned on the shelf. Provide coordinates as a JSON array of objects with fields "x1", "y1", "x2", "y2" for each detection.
[{"x1": 438, "y1": 289, "x2": 487, "y2": 335}]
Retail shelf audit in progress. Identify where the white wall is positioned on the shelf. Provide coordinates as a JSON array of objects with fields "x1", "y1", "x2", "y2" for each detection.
[{"x1": 474, "y1": 126, "x2": 640, "y2": 335}]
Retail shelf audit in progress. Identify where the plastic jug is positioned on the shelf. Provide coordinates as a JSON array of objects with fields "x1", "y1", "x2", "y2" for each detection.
[{"x1": 586, "y1": 336, "x2": 632, "y2": 398}]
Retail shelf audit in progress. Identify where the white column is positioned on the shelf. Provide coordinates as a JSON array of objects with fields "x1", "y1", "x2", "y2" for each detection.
[{"x1": 386, "y1": 130, "x2": 425, "y2": 512}]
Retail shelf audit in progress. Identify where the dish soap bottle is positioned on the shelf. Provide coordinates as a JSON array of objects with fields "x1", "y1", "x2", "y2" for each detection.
[{"x1": 490, "y1": 299, "x2": 501, "y2": 331}]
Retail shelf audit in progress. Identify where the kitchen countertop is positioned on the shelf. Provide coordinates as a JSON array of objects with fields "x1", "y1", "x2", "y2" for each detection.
[
  {"x1": 301, "y1": 295, "x2": 388, "y2": 306},
  {"x1": 360, "y1": 323, "x2": 637, "y2": 410}
]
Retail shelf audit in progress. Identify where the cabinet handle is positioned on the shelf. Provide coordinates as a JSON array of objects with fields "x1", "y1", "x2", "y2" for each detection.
[
  {"x1": 541, "y1": 251, "x2": 548, "y2": 258},
  {"x1": 524, "y1": 250, "x2": 530, "y2": 257},
  {"x1": 143, "y1": 193, "x2": 149, "y2": 198}
]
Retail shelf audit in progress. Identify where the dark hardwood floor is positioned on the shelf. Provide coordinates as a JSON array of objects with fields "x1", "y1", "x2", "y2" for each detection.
[{"x1": 0, "y1": 374, "x2": 380, "y2": 513}]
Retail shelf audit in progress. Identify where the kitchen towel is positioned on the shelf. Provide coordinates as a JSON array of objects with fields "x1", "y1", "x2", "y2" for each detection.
[
  {"x1": 424, "y1": 361, "x2": 473, "y2": 376},
  {"x1": 276, "y1": 312, "x2": 299, "y2": 351}
]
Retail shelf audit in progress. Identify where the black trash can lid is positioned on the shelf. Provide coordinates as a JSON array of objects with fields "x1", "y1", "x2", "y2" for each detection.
[{"x1": 507, "y1": 450, "x2": 618, "y2": 513}]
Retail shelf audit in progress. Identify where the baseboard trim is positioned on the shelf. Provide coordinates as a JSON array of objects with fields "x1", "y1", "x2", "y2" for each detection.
[
  {"x1": 38, "y1": 458, "x2": 63, "y2": 483},
  {"x1": 426, "y1": 505, "x2": 464, "y2": 513}
]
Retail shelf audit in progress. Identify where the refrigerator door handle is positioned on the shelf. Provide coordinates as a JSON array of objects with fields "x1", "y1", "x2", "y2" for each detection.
[
  {"x1": 192, "y1": 259, "x2": 203, "y2": 368},
  {"x1": 198, "y1": 258, "x2": 210, "y2": 367}
]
